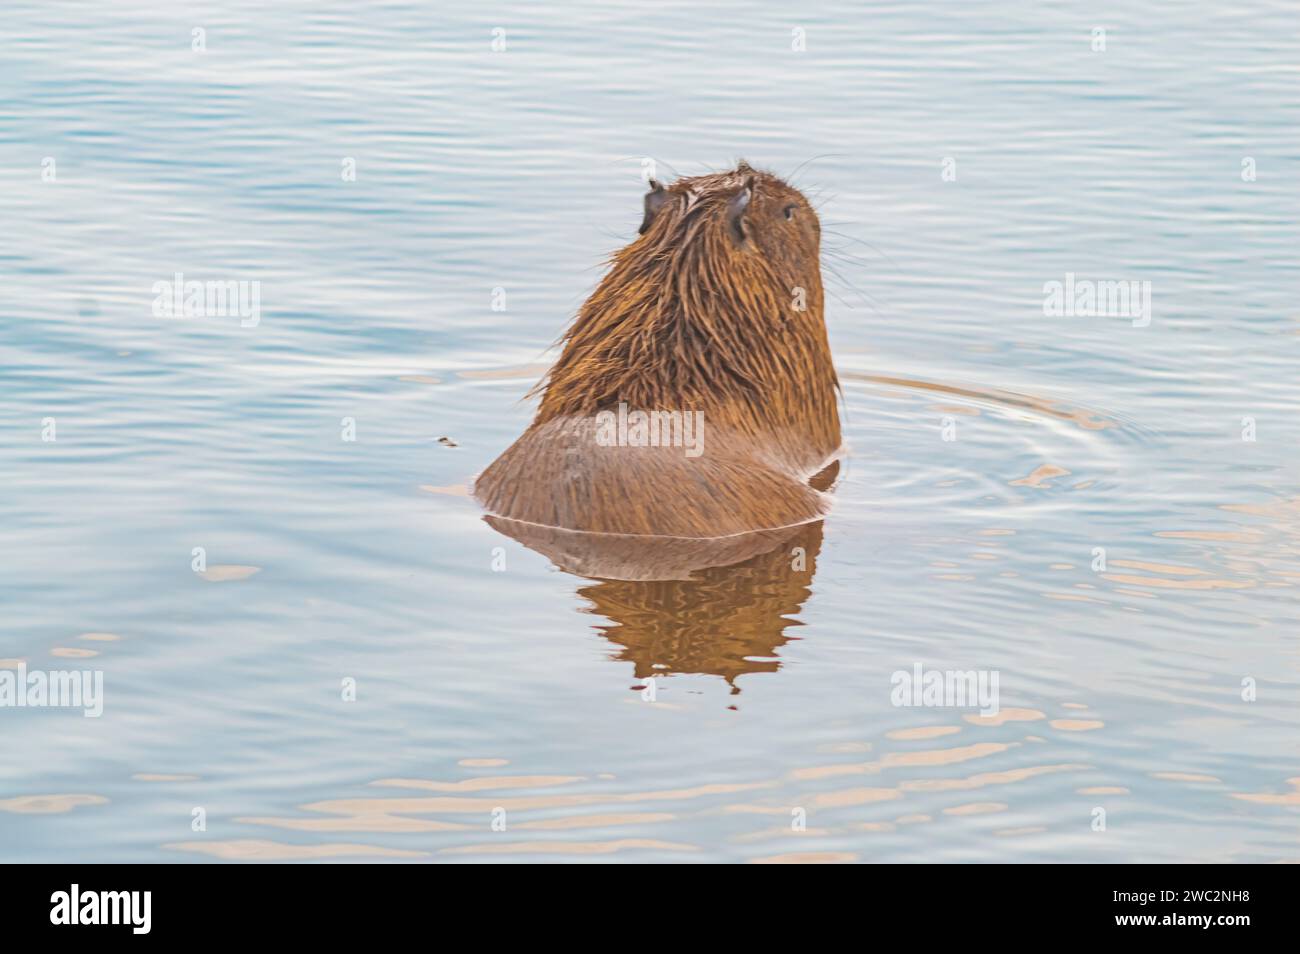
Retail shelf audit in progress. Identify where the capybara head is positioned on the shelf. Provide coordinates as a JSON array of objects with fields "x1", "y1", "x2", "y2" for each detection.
[
  {"x1": 637, "y1": 160, "x2": 822, "y2": 303},
  {"x1": 534, "y1": 160, "x2": 839, "y2": 452}
]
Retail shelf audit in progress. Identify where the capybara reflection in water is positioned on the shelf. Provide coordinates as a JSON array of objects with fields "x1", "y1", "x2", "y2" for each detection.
[
  {"x1": 578, "y1": 520, "x2": 827, "y2": 691},
  {"x1": 475, "y1": 161, "x2": 842, "y2": 570}
]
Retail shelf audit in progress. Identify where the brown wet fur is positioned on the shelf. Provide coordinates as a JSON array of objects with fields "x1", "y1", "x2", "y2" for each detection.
[{"x1": 474, "y1": 161, "x2": 842, "y2": 548}]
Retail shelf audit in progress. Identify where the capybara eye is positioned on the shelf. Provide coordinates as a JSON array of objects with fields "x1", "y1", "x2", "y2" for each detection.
[{"x1": 784, "y1": 204, "x2": 797, "y2": 220}]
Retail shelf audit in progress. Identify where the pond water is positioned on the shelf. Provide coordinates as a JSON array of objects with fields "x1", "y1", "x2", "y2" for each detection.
[{"x1": 2, "y1": 0, "x2": 1297, "y2": 862}]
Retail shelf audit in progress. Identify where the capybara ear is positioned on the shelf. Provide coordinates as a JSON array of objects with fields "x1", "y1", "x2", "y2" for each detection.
[
  {"x1": 639, "y1": 179, "x2": 669, "y2": 235},
  {"x1": 727, "y1": 182, "x2": 752, "y2": 246}
]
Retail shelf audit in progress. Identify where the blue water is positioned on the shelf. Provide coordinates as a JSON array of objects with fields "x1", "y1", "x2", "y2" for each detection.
[{"x1": 2, "y1": 0, "x2": 1298, "y2": 862}]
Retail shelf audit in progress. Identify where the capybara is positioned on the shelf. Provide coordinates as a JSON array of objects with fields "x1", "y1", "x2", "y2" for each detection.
[{"x1": 475, "y1": 161, "x2": 842, "y2": 548}]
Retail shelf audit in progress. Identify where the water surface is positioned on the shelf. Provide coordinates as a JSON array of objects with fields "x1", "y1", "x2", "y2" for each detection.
[{"x1": 2, "y1": 0, "x2": 1298, "y2": 862}]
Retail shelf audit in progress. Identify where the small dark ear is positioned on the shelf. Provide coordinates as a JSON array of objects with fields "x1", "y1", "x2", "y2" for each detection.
[
  {"x1": 727, "y1": 183, "x2": 752, "y2": 246},
  {"x1": 639, "y1": 179, "x2": 669, "y2": 235}
]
